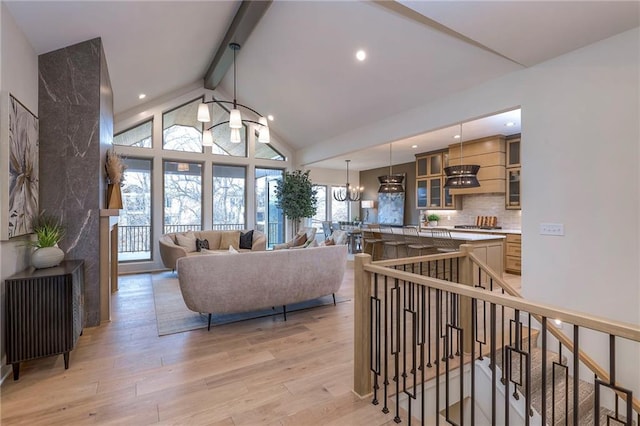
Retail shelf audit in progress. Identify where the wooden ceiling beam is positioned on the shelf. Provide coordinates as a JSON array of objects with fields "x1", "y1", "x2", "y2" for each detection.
[{"x1": 203, "y1": 0, "x2": 272, "y2": 90}]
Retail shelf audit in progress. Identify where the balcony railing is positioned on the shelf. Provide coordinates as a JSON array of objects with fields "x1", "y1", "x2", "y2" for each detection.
[
  {"x1": 118, "y1": 223, "x2": 283, "y2": 260},
  {"x1": 353, "y1": 246, "x2": 640, "y2": 425}
]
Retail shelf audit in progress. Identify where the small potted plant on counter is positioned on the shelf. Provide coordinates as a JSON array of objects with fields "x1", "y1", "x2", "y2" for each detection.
[{"x1": 427, "y1": 213, "x2": 440, "y2": 227}]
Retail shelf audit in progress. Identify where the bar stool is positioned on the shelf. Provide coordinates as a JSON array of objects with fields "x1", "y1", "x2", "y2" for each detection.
[
  {"x1": 429, "y1": 229, "x2": 459, "y2": 253},
  {"x1": 380, "y1": 224, "x2": 407, "y2": 259},
  {"x1": 362, "y1": 225, "x2": 383, "y2": 260},
  {"x1": 403, "y1": 226, "x2": 433, "y2": 256}
]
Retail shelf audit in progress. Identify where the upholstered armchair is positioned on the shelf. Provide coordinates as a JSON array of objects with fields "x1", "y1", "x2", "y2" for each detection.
[{"x1": 274, "y1": 227, "x2": 317, "y2": 250}]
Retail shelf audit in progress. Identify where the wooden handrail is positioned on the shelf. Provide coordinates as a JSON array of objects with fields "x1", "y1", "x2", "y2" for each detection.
[{"x1": 466, "y1": 251, "x2": 640, "y2": 415}]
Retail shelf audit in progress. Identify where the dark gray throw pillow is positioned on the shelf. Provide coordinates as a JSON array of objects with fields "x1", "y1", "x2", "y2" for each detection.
[
  {"x1": 196, "y1": 238, "x2": 209, "y2": 252},
  {"x1": 239, "y1": 230, "x2": 253, "y2": 250}
]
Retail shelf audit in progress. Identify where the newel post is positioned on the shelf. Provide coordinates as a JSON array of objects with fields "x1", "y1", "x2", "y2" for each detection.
[
  {"x1": 354, "y1": 253, "x2": 373, "y2": 397},
  {"x1": 459, "y1": 244, "x2": 475, "y2": 353}
]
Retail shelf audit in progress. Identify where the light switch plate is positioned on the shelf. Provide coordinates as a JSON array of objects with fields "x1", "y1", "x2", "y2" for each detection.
[{"x1": 539, "y1": 223, "x2": 564, "y2": 236}]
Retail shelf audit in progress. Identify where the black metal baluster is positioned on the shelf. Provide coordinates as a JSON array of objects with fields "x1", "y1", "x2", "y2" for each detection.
[
  {"x1": 394, "y1": 278, "x2": 401, "y2": 423},
  {"x1": 572, "y1": 325, "x2": 579, "y2": 426},
  {"x1": 436, "y1": 289, "x2": 442, "y2": 426},
  {"x1": 541, "y1": 317, "x2": 547, "y2": 426},
  {"x1": 383, "y1": 276, "x2": 390, "y2": 414},
  {"x1": 490, "y1": 303, "x2": 497, "y2": 426},
  {"x1": 371, "y1": 273, "x2": 381, "y2": 406}
]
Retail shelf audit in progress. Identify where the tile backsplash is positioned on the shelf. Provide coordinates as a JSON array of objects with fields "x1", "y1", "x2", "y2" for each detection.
[{"x1": 424, "y1": 194, "x2": 521, "y2": 229}]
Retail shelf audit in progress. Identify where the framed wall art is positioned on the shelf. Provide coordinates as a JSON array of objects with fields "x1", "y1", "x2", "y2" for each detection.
[
  {"x1": 378, "y1": 191, "x2": 405, "y2": 226},
  {"x1": 2, "y1": 93, "x2": 39, "y2": 239}
]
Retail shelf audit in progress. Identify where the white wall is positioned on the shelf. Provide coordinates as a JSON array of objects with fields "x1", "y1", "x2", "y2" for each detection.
[
  {"x1": 0, "y1": 2, "x2": 39, "y2": 383},
  {"x1": 521, "y1": 28, "x2": 639, "y2": 388}
]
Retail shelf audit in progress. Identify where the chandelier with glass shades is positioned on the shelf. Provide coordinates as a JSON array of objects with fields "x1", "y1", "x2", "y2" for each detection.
[
  {"x1": 444, "y1": 123, "x2": 480, "y2": 188},
  {"x1": 333, "y1": 160, "x2": 363, "y2": 202},
  {"x1": 197, "y1": 42, "x2": 270, "y2": 146}
]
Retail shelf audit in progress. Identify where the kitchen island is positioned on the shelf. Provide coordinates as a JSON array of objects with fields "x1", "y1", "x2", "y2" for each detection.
[
  {"x1": 368, "y1": 228, "x2": 505, "y2": 281},
  {"x1": 418, "y1": 230, "x2": 505, "y2": 279}
]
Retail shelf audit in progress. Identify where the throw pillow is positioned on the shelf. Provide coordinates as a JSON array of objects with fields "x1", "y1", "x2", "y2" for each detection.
[
  {"x1": 195, "y1": 238, "x2": 210, "y2": 252},
  {"x1": 176, "y1": 232, "x2": 197, "y2": 253},
  {"x1": 219, "y1": 230, "x2": 241, "y2": 250},
  {"x1": 324, "y1": 237, "x2": 335, "y2": 246},
  {"x1": 239, "y1": 230, "x2": 254, "y2": 250},
  {"x1": 292, "y1": 232, "x2": 307, "y2": 247}
]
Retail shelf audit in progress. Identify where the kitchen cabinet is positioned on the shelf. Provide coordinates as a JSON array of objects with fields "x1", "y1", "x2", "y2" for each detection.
[
  {"x1": 416, "y1": 152, "x2": 443, "y2": 178},
  {"x1": 506, "y1": 168, "x2": 521, "y2": 209},
  {"x1": 448, "y1": 135, "x2": 506, "y2": 195},
  {"x1": 415, "y1": 150, "x2": 459, "y2": 210},
  {"x1": 505, "y1": 135, "x2": 521, "y2": 210},
  {"x1": 505, "y1": 233, "x2": 522, "y2": 274}
]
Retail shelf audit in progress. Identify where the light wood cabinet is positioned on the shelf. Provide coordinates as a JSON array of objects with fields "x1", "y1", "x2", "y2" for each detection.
[
  {"x1": 505, "y1": 135, "x2": 521, "y2": 210},
  {"x1": 505, "y1": 233, "x2": 522, "y2": 274},
  {"x1": 448, "y1": 135, "x2": 506, "y2": 195},
  {"x1": 415, "y1": 150, "x2": 459, "y2": 210}
]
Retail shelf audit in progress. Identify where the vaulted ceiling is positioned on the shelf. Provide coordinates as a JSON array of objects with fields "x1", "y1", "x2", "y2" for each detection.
[{"x1": 5, "y1": 1, "x2": 639, "y2": 170}]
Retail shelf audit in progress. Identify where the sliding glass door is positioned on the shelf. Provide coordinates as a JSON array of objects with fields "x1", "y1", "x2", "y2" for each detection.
[{"x1": 255, "y1": 168, "x2": 284, "y2": 249}]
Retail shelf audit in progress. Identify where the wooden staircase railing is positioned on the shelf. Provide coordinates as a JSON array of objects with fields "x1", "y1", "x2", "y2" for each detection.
[
  {"x1": 466, "y1": 250, "x2": 640, "y2": 416},
  {"x1": 353, "y1": 244, "x2": 640, "y2": 424}
]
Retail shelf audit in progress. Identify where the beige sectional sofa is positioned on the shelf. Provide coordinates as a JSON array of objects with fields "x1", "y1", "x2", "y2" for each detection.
[
  {"x1": 159, "y1": 229, "x2": 266, "y2": 270},
  {"x1": 176, "y1": 245, "x2": 348, "y2": 329}
]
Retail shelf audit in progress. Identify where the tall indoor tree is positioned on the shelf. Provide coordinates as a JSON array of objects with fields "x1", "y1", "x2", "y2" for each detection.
[{"x1": 275, "y1": 170, "x2": 317, "y2": 235}]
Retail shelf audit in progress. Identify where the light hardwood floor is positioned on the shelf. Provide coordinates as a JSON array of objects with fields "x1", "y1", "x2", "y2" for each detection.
[
  {"x1": 0, "y1": 261, "x2": 522, "y2": 425},
  {"x1": 1, "y1": 263, "x2": 402, "y2": 425}
]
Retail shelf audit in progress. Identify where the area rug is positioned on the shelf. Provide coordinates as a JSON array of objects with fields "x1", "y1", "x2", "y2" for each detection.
[{"x1": 151, "y1": 272, "x2": 349, "y2": 336}]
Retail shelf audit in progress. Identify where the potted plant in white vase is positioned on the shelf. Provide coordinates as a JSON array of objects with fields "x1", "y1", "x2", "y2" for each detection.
[
  {"x1": 427, "y1": 213, "x2": 440, "y2": 227},
  {"x1": 29, "y1": 211, "x2": 65, "y2": 269}
]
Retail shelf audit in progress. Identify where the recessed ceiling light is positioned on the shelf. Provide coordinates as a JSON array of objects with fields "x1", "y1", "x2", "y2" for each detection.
[
  {"x1": 453, "y1": 134, "x2": 461, "y2": 139},
  {"x1": 411, "y1": 145, "x2": 418, "y2": 149},
  {"x1": 138, "y1": 93, "x2": 146, "y2": 100},
  {"x1": 356, "y1": 50, "x2": 366, "y2": 61},
  {"x1": 505, "y1": 121, "x2": 516, "y2": 127},
  {"x1": 267, "y1": 115, "x2": 274, "y2": 121}
]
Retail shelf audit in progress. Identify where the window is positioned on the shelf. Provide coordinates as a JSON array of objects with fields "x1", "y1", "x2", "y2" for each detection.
[
  {"x1": 163, "y1": 161, "x2": 202, "y2": 233},
  {"x1": 212, "y1": 165, "x2": 246, "y2": 230},
  {"x1": 331, "y1": 186, "x2": 349, "y2": 222},
  {"x1": 255, "y1": 132, "x2": 285, "y2": 160},
  {"x1": 255, "y1": 168, "x2": 284, "y2": 249},
  {"x1": 119, "y1": 158, "x2": 152, "y2": 261},
  {"x1": 114, "y1": 120, "x2": 152, "y2": 148},
  {"x1": 311, "y1": 185, "x2": 327, "y2": 234},
  {"x1": 208, "y1": 102, "x2": 247, "y2": 157},
  {"x1": 163, "y1": 98, "x2": 203, "y2": 152}
]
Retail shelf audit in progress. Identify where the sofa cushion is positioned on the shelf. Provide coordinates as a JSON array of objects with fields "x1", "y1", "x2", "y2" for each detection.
[
  {"x1": 239, "y1": 230, "x2": 254, "y2": 250},
  {"x1": 292, "y1": 233, "x2": 307, "y2": 247},
  {"x1": 219, "y1": 230, "x2": 241, "y2": 250},
  {"x1": 196, "y1": 238, "x2": 209, "y2": 252},
  {"x1": 197, "y1": 231, "x2": 222, "y2": 249},
  {"x1": 176, "y1": 232, "x2": 197, "y2": 252}
]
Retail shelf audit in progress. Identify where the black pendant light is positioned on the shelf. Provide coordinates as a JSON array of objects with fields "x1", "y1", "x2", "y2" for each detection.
[
  {"x1": 378, "y1": 143, "x2": 404, "y2": 193},
  {"x1": 444, "y1": 123, "x2": 480, "y2": 188}
]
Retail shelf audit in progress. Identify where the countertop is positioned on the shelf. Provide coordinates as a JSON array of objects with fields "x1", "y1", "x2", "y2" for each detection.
[
  {"x1": 423, "y1": 226, "x2": 521, "y2": 235},
  {"x1": 418, "y1": 230, "x2": 506, "y2": 241}
]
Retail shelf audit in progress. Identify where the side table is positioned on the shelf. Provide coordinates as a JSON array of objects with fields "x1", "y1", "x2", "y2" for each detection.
[{"x1": 4, "y1": 260, "x2": 84, "y2": 380}]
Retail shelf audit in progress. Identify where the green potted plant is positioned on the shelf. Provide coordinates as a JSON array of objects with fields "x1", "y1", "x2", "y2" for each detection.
[
  {"x1": 427, "y1": 213, "x2": 440, "y2": 227},
  {"x1": 29, "y1": 211, "x2": 65, "y2": 269},
  {"x1": 275, "y1": 170, "x2": 318, "y2": 235}
]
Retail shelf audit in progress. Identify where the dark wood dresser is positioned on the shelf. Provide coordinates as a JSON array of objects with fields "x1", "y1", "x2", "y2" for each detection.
[{"x1": 4, "y1": 260, "x2": 84, "y2": 380}]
